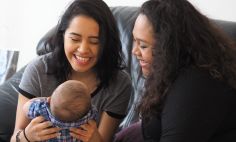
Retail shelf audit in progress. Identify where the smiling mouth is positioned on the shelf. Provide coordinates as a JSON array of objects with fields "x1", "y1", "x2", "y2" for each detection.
[
  {"x1": 74, "y1": 55, "x2": 90, "y2": 63},
  {"x1": 140, "y1": 60, "x2": 149, "y2": 67}
]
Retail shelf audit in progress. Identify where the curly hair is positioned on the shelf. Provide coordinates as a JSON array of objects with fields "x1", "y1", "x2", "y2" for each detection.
[
  {"x1": 46, "y1": 0, "x2": 124, "y2": 87},
  {"x1": 138, "y1": 0, "x2": 236, "y2": 121}
]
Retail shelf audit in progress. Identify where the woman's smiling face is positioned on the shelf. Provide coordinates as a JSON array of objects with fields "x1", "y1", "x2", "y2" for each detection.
[
  {"x1": 64, "y1": 15, "x2": 100, "y2": 74},
  {"x1": 132, "y1": 14, "x2": 155, "y2": 77}
]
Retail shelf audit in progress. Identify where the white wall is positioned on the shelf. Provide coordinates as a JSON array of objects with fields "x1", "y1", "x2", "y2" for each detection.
[
  {"x1": 0, "y1": 0, "x2": 73, "y2": 70},
  {"x1": 0, "y1": 0, "x2": 22, "y2": 51},
  {"x1": 0, "y1": 0, "x2": 235, "y2": 70},
  {"x1": 188, "y1": 0, "x2": 236, "y2": 22},
  {"x1": 104, "y1": 0, "x2": 145, "y2": 6}
]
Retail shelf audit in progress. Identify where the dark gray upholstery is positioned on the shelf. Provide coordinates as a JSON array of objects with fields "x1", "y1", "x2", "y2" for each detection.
[
  {"x1": 0, "y1": 6, "x2": 236, "y2": 142},
  {"x1": 0, "y1": 67, "x2": 24, "y2": 141},
  {"x1": 213, "y1": 19, "x2": 236, "y2": 41}
]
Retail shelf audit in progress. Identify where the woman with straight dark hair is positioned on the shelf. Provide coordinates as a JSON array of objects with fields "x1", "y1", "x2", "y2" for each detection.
[
  {"x1": 115, "y1": 0, "x2": 236, "y2": 141},
  {"x1": 11, "y1": 0, "x2": 132, "y2": 141}
]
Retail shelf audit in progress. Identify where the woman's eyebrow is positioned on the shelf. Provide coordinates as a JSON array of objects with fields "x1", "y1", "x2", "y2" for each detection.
[
  {"x1": 136, "y1": 38, "x2": 151, "y2": 45},
  {"x1": 69, "y1": 32, "x2": 98, "y2": 38},
  {"x1": 69, "y1": 32, "x2": 81, "y2": 37}
]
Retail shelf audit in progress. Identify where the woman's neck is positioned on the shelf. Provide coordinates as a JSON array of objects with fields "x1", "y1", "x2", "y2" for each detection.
[{"x1": 69, "y1": 70, "x2": 100, "y2": 94}]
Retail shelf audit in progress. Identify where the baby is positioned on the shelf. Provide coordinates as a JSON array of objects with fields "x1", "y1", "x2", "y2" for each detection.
[{"x1": 23, "y1": 80, "x2": 97, "y2": 141}]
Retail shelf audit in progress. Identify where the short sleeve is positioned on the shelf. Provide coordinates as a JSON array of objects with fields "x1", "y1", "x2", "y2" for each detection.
[
  {"x1": 18, "y1": 57, "x2": 44, "y2": 98},
  {"x1": 105, "y1": 71, "x2": 132, "y2": 116},
  {"x1": 18, "y1": 54, "x2": 58, "y2": 98},
  {"x1": 92, "y1": 70, "x2": 132, "y2": 119}
]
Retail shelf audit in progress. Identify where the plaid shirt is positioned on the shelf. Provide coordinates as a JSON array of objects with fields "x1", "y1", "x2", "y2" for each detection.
[{"x1": 28, "y1": 98, "x2": 98, "y2": 142}]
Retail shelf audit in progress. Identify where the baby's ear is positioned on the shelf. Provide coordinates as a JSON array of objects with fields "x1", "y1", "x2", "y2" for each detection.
[
  {"x1": 47, "y1": 97, "x2": 51, "y2": 104},
  {"x1": 23, "y1": 100, "x2": 31, "y2": 116}
]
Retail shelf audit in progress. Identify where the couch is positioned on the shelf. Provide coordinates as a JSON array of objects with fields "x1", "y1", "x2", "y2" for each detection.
[{"x1": 0, "y1": 6, "x2": 236, "y2": 142}]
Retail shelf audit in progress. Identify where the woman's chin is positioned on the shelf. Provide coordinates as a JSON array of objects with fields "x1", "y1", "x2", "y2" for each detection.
[{"x1": 142, "y1": 69, "x2": 150, "y2": 78}]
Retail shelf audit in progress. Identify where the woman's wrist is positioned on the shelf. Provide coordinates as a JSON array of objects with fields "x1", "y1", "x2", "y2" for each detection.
[
  {"x1": 16, "y1": 130, "x2": 23, "y2": 142},
  {"x1": 23, "y1": 129, "x2": 31, "y2": 142},
  {"x1": 15, "y1": 129, "x2": 31, "y2": 142}
]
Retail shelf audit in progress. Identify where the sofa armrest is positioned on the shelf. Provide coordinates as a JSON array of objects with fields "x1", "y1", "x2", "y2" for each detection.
[{"x1": 0, "y1": 67, "x2": 25, "y2": 141}]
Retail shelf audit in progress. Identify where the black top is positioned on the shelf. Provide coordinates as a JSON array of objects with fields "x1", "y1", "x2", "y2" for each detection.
[{"x1": 142, "y1": 67, "x2": 236, "y2": 142}]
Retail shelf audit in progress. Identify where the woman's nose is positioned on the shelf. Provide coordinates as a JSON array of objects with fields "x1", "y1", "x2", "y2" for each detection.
[
  {"x1": 132, "y1": 43, "x2": 140, "y2": 56},
  {"x1": 77, "y1": 41, "x2": 89, "y2": 53}
]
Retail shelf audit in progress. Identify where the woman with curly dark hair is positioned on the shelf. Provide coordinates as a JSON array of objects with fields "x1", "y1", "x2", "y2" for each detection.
[{"x1": 115, "y1": 0, "x2": 236, "y2": 141}]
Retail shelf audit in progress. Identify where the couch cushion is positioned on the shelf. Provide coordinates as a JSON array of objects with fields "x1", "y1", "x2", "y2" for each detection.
[{"x1": 0, "y1": 67, "x2": 25, "y2": 141}]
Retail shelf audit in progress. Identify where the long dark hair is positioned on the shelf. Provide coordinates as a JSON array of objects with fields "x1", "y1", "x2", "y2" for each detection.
[
  {"x1": 139, "y1": 0, "x2": 236, "y2": 121},
  {"x1": 46, "y1": 0, "x2": 124, "y2": 87}
]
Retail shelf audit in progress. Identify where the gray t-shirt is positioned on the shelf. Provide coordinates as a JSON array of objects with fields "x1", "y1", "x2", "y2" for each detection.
[{"x1": 19, "y1": 53, "x2": 132, "y2": 123}]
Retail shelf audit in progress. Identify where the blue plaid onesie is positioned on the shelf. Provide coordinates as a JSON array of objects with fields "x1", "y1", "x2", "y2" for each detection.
[{"x1": 27, "y1": 98, "x2": 98, "y2": 142}]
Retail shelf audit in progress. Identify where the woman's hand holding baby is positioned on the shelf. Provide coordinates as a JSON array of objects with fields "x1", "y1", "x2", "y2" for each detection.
[
  {"x1": 24, "y1": 116, "x2": 61, "y2": 141},
  {"x1": 70, "y1": 120, "x2": 102, "y2": 142}
]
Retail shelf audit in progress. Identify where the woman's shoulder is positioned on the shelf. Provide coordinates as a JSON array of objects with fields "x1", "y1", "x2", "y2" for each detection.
[
  {"x1": 174, "y1": 67, "x2": 214, "y2": 89},
  {"x1": 103, "y1": 70, "x2": 132, "y2": 93},
  {"x1": 103, "y1": 70, "x2": 132, "y2": 98},
  {"x1": 20, "y1": 53, "x2": 58, "y2": 98},
  {"x1": 26, "y1": 53, "x2": 53, "y2": 73},
  {"x1": 173, "y1": 67, "x2": 236, "y2": 97},
  {"x1": 177, "y1": 67, "x2": 210, "y2": 82},
  {"x1": 113, "y1": 70, "x2": 132, "y2": 85},
  {"x1": 177, "y1": 67, "x2": 222, "y2": 85}
]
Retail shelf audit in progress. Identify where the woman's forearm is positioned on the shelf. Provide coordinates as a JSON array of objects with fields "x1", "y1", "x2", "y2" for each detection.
[{"x1": 11, "y1": 129, "x2": 29, "y2": 142}]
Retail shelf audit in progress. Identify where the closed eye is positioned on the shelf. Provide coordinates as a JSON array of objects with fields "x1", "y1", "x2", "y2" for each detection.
[
  {"x1": 71, "y1": 38, "x2": 79, "y2": 42},
  {"x1": 140, "y1": 45, "x2": 148, "y2": 49},
  {"x1": 89, "y1": 37, "x2": 99, "y2": 44},
  {"x1": 139, "y1": 40, "x2": 153, "y2": 49},
  {"x1": 70, "y1": 37, "x2": 81, "y2": 42}
]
